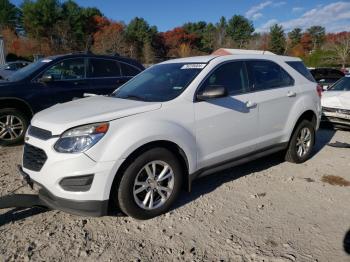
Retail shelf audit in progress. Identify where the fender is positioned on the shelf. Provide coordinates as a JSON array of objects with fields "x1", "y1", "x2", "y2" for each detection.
[
  {"x1": 282, "y1": 91, "x2": 320, "y2": 142},
  {"x1": 86, "y1": 118, "x2": 197, "y2": 174}
]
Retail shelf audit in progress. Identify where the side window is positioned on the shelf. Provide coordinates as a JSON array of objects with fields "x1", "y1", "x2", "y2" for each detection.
[
  {"x1": 248, "y1": 60, "x2": 294, "y2": 91},
  {"x1": 43, "y1": 58, "x2": 85, "y2": 80},
  {"x1": 201, "y1": 61, "x2": 249, "y2": 95},
  {"x1": 88, "y1": 59, "x2": 121, "y2": 78},
  {"x1": 286, "y1": 61, "x2": 315, "y2": 82},
  {"x1": 120, "y1": 62, "x2": 141, "y2": 76}
]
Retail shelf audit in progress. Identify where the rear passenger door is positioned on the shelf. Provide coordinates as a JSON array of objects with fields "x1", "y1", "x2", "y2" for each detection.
[
  {"x1": 87, "y1": 58, "x2": 124, "y2": 95},
  {"x1": 246, "y1": 60, "x2": 296, "y2": 149}
]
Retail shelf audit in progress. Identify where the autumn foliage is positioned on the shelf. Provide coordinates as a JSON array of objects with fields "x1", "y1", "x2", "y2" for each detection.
[{"x1": 0, "y1": 0, "x2": 349, "y2": 67}]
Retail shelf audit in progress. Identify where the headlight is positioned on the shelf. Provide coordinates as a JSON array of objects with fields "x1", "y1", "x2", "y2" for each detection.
[{"x1": 54, "y1": 123, "x2": 109, "y2": 153}]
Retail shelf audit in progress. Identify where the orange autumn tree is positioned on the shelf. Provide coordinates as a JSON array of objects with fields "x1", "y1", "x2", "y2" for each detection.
[
  {"x1": 161, "y1": 27, "x2": 199, "y2": 58},
  {"x1": 92, "y1": 17, "x2": 126, "y2": 56}
]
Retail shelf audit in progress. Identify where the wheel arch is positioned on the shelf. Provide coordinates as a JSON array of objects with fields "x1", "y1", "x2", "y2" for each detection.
[
  {"x1": 0, "y1": 98, "x2": 33, "y2": 119},
  {"x1": 289, "y1": 109, "x2": 317, "y2": 143},
  {"x1": 108, "y1": 140, "x2": 191, "y2": 208}
]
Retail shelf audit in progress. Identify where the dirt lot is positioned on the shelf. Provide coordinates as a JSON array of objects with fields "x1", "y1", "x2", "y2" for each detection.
[{"x1": 0, "y1": 128, "x2": 349, "y2": 262}]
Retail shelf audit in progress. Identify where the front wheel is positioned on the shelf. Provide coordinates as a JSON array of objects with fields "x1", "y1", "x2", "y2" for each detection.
[
  {"x1": 285, "y1": 120, "x2": 315, "y2": 163},
  {"x1": 117, "y1": 148, "x2": 183, "y2": 219},
  {"x1": 0, "y1": 108, "x2": 29, "y2": 146}
]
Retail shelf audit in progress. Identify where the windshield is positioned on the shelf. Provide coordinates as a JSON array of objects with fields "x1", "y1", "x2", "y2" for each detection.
[
  {"x1": 113, "y1": 63, "x2": 206, "y2": 102},
  {"x1": 7, "y1": 59, "x2": 51, "y2": 82},
  {"x1": 329, "y1": 77, "x2": 350, "y2": 91}
]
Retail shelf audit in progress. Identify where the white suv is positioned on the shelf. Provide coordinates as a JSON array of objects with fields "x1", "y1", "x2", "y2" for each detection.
[{"x1": 21, "y1": 54, "x2": 321, "y2": 219}]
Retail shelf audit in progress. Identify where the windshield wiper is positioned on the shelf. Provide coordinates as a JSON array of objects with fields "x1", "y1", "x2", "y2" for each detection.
[{"x1": 119, "y1": 95, "x2": 146, "y2": 101}]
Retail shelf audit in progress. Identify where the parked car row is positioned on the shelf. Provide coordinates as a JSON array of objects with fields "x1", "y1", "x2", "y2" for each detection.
[
  {"x1": 0, "y1": 53, "x2": 144, "y2": 145},
  {"x1": 19, "y1": 53, "x2": 322, "y2": 219}
]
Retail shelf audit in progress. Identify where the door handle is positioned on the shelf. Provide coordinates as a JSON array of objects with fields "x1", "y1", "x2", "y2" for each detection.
[
  {"x1": 246, "y1": 101, "x2": 257, "y2": 108},
  {"x1": 287, "y1": 91, "x2": 296, "y2": 97}
]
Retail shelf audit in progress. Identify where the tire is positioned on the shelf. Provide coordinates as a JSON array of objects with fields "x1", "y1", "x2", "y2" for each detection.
[
  {"x1": 285, "y1": 120, "x2": 315, "y2": 163},
  {"x1": 0, "y1": 108, "x2": 29, "y2": 146},
  {"x1": 117, "y1": 148, "x2": 183, "y2": 220}
]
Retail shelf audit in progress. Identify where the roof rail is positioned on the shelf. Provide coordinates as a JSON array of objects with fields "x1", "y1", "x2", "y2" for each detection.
[{"x1": 212, "y1": 48, "x2": 275, "y2": 56}]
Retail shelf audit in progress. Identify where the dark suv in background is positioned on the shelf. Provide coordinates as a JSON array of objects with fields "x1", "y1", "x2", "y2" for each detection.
[
  {"x1": 310, "y1": 68, "x2": 345, "y2": 90},
  {"x1": 0, "y1": 53, "x2": 144, "y2": 145}
]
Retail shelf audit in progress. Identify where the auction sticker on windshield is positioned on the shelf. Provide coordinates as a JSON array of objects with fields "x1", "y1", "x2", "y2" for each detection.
[{"x1": 181, "y1": 64, "x2": 206, "y2": 69}]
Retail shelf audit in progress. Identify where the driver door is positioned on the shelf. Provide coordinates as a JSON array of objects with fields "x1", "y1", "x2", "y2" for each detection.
[
  {"x1": 194, "y1": 61, "x2": 259, "y2": 169},
  {"x1": 35, "y1": 58, "x2": 88, "y2": 107}
]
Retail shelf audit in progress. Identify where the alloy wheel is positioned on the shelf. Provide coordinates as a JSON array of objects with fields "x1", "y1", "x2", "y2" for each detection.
[
  {"x1": 133, "y1": 160, "x2": 175, "y2": 210},
  {"x1": 0, "y1": 115, "x2": 24, "y2": 141},
  {"x1": 296, "y1": 127, "x2": 312, "y2": 158}
]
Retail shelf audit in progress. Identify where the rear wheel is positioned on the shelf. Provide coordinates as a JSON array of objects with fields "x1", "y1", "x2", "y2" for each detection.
[
  {"x1": 0, "y1": 108, "x2": 29, "y2": 146},
  {"x1": 117, "y1": 148, "x2": 183, "y2": 219},
  {"x1": 285, "y1": 120, "x2": 315, "y2": 163}
]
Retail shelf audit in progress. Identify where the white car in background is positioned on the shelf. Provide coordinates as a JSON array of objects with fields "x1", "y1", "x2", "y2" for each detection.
[
  {"x1": 321, "y1": 76, "x2": 350, "y2": 128},
  {"x1": 20, "y1": 54, "x2": 321, "y2": 219}
]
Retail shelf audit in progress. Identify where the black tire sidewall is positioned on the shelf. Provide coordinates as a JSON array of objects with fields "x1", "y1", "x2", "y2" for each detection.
[
  {"x1": 117, "y1": 148, "x2": 183, "y2": 220},
  {"x1": 0, "y1": 108, "x2": 29, "y2": 146},
  {"x1": 289, "y1": 120, "x2": 315, "y2": 163}
]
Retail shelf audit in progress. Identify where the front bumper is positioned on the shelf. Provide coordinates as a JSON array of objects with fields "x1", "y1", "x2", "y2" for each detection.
[
  {"x1": 22, "y1": 134, "x2": 124, "y2": 202},
  {"x1": 322, "y1": 110, "x2": 350, "y2": 127},
  {"x1": 19, "y1": 167, "x2": 108, "y2": 217}
]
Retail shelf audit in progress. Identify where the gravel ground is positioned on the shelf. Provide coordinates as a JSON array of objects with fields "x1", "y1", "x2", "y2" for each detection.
[{"x1": 0, "y1": 128, "x2": 349, "y2": 262}]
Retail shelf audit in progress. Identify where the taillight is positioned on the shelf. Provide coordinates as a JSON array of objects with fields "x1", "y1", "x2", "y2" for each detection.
[{"x1": 316, "y1": 84, "x2": 322, "y2": 98}]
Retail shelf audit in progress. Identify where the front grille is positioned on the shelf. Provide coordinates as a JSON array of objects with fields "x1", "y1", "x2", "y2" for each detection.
[
  {"x1": 23, "y1": 143, "x2": 47, "y2": 172},
  {"x1": 323, "y1": 107, "x2": 350, "y2": 115},
  {"x1": 28, "y1": 126, "x2": 53, "y2": 140}
]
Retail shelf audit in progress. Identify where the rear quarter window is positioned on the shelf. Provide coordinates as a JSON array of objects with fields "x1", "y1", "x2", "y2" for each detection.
[
  {"x1": 286, "y1": 61, "x2": 315, "y2": 82},
  {"x1": 247, "y1": 60, "x2": 294, "y2": 91}
]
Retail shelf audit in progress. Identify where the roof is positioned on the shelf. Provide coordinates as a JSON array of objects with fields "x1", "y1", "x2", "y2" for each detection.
[
  {"x1": 161, "y1": 54, "x2": 300, "y2": 65},
  {"x1": 212, "y1": 48, "x2": 275, "y2": 56},
  {"x1": 161, "y1": 55, "x2": 218, "y2": 64}
]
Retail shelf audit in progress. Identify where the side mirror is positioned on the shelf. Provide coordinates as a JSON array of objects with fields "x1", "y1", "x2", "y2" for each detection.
[
  {"x1": 38, "y1": 75, "x2": 53, "y2": 83},
  {"x1": 196, "y1": 85, "x2": 228, "y2": 101}
]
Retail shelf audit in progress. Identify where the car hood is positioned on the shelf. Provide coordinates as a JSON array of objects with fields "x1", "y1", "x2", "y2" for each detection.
[
  {"x1": 31, "y1": 96, "x2": 162, "y2": 135},
  {"x1": 321, "y1": 91, "x2": 350, "y2": 110}
]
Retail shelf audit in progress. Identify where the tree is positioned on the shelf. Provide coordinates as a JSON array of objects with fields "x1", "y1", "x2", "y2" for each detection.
[
  {"x1": 183, "y1": 21, "x2": 217, "y2": 53},
  {"x1": 215, "y1": 16, "x2": 227, "y2": 48},
  {"x1": 21, "y1": 0, "x2": 62, "y2": 39},
  {"x1": 161, "y1": 27, "x2": 198, "y2": 57},
  {"x1": 0, "y1": 0, "x2": 19, "y2": 29},
  {"x1": 300, "y1": 32, "x2": 313, "y2": 53},
  {"x1": 143, "y1": 40, "x2": 156, "y2": 63},
  {"x1": 126, "y1": 17, "x2": 157, "y2": 61},
  {"x1": 21, "y1": 0, "x2": 102, "y2": 52},
  {"x1": 328, "y1": 32, "x2": 350, "y2": 69},
  {"x1": 288, "y1": 28, "x2": 302, "y2": 47},
  {"x1": 226, "y1": 15, "x2": 254, "y2": 48},
  {"x1": 268, "y1": 24, "x2": 286, "y2": 55},
  {"x1": 307, "y1": 26, "x2": 325, "y2": 50},
  {"x1": 92, "y1": 20, "x2": 126, "y2": 55}
]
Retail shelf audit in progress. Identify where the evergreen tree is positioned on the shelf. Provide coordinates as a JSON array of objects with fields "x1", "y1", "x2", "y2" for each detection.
[{"x1": 269, "y1": 24, "x2": 286, "y2": 55}]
